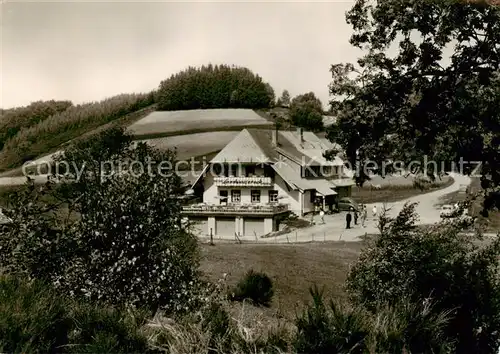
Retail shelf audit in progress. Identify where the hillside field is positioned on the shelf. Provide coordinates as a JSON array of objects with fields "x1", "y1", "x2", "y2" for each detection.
[
  {"x1": 127, "y1": 108, "x2": 273, "y2": 139},
  {"x1": 141, "y1": 131, "x2": 238, "y2": 161}
]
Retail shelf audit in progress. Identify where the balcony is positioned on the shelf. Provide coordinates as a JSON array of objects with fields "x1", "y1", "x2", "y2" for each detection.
[
  {"x1": 182, "y1": 203, "x2": 289, "y2": 216},
  {"x1": 214, "y1": 176, "x2": 273, "y2": 187}
]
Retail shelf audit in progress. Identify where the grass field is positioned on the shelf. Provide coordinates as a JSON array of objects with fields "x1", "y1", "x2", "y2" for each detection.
[
  {"x1": 128, "y1": 109, "x2": 273, "y2": 138},
  {"x1": 200, "y1": 242, "x2": 363, "y2": 319},
  {"x1": 141, "y1": 131, "x2": 238, "y2": 161},
  {"x1": 352, "y1": 175, "x2": 454, "y2": 204}
]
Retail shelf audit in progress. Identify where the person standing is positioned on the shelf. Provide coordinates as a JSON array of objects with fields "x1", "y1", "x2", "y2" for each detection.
[
  {"x1": 361, "y1": 205, "x2": 367, "y2": 228},
  {"x1": 372, "y1": 205, "x2": 378, "y2": 218},
  {"x1": 346, "y1": 211, "x2": 352, "y2": 229},
  {"x1": 319, "y1": 208, "x2": 325, "y2": 224},
  {"x1": 353, "y1": 207, "x2": 359, "y2": 225}
]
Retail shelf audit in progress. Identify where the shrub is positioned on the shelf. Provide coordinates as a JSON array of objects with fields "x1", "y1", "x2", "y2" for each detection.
[
  {"x1": 281, "y1": 213, "x2": 312, "y2": 229},
  {"x1": 231, "y1": 269, "x2": 274, "y2": 307},
  {"x1": 294, "y1": 286, "x2": 453, "y2": 354},
  {"x1": 0, "y1": 274, "x2": 71, "y2": 353},
  {"x1": 66, "y1": 303, "x2": 151, "y2": 353},
  {"x1": 294, "y1": 286, "x2": 368, "y2": 354},
  {"x1": 148, "y1": 275, "x2": 290, "y2": 354},
  {"x1": 346, "y1": 202, "x2": 500, "y2": 353},
  {"x1": 0, "y1": 128, "x2": 200, "y2": 315},
  {"x1": 0, "y1": 275, "x2": 152, "y2": 353}
]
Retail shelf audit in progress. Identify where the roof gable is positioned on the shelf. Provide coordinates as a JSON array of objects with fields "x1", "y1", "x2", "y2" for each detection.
[
  {"x1": 279, "y1": 130, "x2": 343, "y2": 166},
  {"x1": 210, "y1": 129, "x2": 272, "y2": 163}
]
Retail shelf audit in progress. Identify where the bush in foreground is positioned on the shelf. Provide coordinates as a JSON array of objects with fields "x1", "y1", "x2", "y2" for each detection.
[
  {"x1": 231, "y1": 269, "x2": 274, "y2": 307},
  {"x1": 294, "y1": 286, "x2": 453, "y2": 354},
  {"x1": 0, "y1": 127, "x2": 200, "y2": 315},
  {"x1": 347, "y1": 203, "x2": 500, "y2": 353},
  {"x1": 0, "y1": 274, "x2": 152, "y2": 353}
]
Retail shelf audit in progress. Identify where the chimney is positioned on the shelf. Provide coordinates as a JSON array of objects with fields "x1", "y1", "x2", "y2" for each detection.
[
  {"x1": 272, "y1": 125, "x2": 279, "y2": 146},
  {"x1": 297, "y1": 127, "x2": 303, "y2": 142}
]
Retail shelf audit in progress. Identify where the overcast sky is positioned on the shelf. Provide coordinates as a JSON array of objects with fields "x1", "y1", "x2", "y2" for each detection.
[{"x1": 1, "y1": 0, "x2": 364, "y2": 109}]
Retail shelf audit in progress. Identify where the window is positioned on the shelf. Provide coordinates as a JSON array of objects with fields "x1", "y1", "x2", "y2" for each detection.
[
  {"x1": 310, "y1": 190, "x2": 316, "y2": 203},
  {"x1": 268, "y1": 190, "x2": 278, "y2": 203},
  {"x1": 219, "y1": 190, "x2": 228, "y2": 205},
  {"x1": 228, "y1": 164, "x2": 238, "y2": 177},
  {"x1": 231, "y1": 190, "x2": 241, "y2": 203},
  {"x1": 251, "y1": 190, "x2": 261, "y2": 203},
  {"x1": 212, "y1": 164, "x2": 222, "y2": 176},
  {"x1": 304, "y1": 166, "x2": 320, "y2": 178},
  {"x1": 246, "y1": 165, "x2": 255, "y2": 176}
]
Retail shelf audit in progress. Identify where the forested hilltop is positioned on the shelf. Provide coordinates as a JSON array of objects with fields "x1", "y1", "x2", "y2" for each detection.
[{"x1": 156, "y1": 64, "x2": 275, "y2": 111}]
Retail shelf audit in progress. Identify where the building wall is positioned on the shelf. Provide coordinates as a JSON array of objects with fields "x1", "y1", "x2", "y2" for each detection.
[
  {"x1": 303, "y1": 190, "x2": 315, "y2": 214},
  {"x1": 201, "y1": 165, "x2": 304, "y2": 214},
  {"x1": 186, "y1": 215, "x2": 277, "y2": 238},
  {"x1": 273, "y1": 174, "x2": 301, "y2": 214},
  {"x1": 336, "y1": 186, "x2": 352, "y2": 198},
  {"x1": 203, "y1": 173, "x2": 217, "y2": 205}
]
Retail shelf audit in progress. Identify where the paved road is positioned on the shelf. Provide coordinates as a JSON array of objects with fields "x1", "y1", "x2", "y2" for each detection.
[
  {"x1": 0, "y1": 175, "x2": 50, "y2": 186},
  {"x1": 274, "y1": 172, "x2": 472, "y2": 243}
]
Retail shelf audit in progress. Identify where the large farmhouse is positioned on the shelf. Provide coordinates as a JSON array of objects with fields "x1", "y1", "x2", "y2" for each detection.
[{"x1": 182, "y1": 127, "x2": 354, "y2": 238}]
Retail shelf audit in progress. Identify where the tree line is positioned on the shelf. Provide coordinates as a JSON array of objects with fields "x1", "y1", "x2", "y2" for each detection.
[
  {"x1": 156, "y1": 64, "x2": 275, "y2": 111},
  {"x1": 0, "y1": 100, "x2": 73, "y2": 151}
]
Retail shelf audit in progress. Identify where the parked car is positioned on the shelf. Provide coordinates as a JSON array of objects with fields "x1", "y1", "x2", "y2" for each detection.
[{"x1": 337, "y1": 197, "x2": 360, "y2": 212}]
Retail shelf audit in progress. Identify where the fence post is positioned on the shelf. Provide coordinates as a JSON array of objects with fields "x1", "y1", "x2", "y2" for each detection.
[
  {"x1": 295, "y1": 231, "x2": 298, "y2": 243},
  {"x1": 324, "y1": 232, "x2": 326, "y2": 242},
  {"x1": 210, "y1": 228, "x2": 214, "y2": 246}
]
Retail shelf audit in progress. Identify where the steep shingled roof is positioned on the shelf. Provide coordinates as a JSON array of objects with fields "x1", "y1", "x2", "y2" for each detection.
[
  {"x1": 210, "y1": 129, "x2": 273, "y2": 163},
  {"x1": 209, "y1": 128, "x2": 344, "y2": 166}
]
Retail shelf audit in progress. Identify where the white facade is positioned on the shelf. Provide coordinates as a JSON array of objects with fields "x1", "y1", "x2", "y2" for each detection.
[{"x1": 182, "y1": 128, "x2": 354, "y2": 238}]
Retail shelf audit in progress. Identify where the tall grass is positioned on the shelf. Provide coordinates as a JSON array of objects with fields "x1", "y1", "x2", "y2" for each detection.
[
  {"x1": 294, "y1": 286, "x2": 454, "y2": 353},
  {"x1": 0, "y1": 92, "x2": 156, "y2": 172},
  {"x1": 0, "y1": 274, "x2": 153, "y2": 353}
]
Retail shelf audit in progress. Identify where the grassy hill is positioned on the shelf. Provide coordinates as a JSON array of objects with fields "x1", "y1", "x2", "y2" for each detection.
[
  {"x1": 0, "y1": 104, "x2": 282, "y2": 177},
  {"x1": 0, "y1": 93, "x2": 156, "y2": 174}
]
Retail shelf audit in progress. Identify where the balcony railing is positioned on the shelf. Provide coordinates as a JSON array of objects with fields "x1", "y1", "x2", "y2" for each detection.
[
  {"x1": 182, "y1": 203, "x2": 288, "y2": 215},
  {"x1": 214, "y1": 176, "x2": 273, "y2": 187}
]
